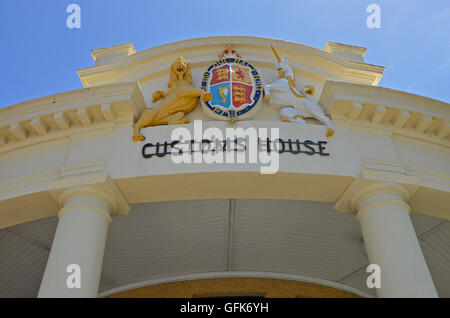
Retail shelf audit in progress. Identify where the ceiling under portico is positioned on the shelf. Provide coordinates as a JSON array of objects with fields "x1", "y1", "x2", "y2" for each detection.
[{"x1": 0, "y1": 198, "x2": 448, "y2": 298}]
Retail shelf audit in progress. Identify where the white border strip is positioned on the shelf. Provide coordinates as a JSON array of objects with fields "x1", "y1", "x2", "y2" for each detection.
[{"x1": 98, "y1": 271, "x2": 374, "y2": 298}]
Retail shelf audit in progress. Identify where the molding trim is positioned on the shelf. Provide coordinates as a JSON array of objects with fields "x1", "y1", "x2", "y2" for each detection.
[
  {"x1": 58, "y1": 204, "x2": 113, "y2": 224},
  {"x1": 320, "y1": 81, "x2": 450, "y2": 148},
  {"x1": 77, "y1": 36, "x2": 384, "y2": 88},
  {"x1": 0, "y1": 82, "x2": 145, "y2": 154},
  {"x1": 97, "y1": 271, "x2": 374, "y2": 298},
  {"x1": 91, "y1": 43, "x2": 136, "y2": 62}
]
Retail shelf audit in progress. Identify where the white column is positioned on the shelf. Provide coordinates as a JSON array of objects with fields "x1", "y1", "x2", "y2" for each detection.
[
  {"x1": 351, "y1": 183, "x2": 438, "y2": 298},
  {"x1": 38, "y1": 186, "x2": 117, "y2": 298}
]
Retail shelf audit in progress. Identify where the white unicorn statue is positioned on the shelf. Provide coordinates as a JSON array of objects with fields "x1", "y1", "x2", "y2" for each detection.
[{"x1": 263, "y1": 45, "x2": 335, "y2": 137}]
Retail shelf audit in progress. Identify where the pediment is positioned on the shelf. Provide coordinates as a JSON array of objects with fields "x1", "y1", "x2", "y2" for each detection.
[{"x1": 77, "y1": 36, "x2": 384, "y2": 126}]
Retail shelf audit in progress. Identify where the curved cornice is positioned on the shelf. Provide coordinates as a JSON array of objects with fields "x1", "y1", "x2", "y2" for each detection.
[
  {"x1": 320, "y1": 80, "x2": 450, "y2": 147},
  {"x1": 1, "y1": 79, "x2": 448, "y2": 155},
  {"x1": 0, "y1": 82, "x2": 145, "y2": 153},
  {"x1": 77, "y1": 36, "x2": 385, "y2": 88}
]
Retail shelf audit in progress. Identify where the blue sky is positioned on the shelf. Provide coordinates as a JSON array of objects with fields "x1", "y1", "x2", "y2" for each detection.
[{"x1": 0, "y1": 0, "x2": 449, "y2": 108}]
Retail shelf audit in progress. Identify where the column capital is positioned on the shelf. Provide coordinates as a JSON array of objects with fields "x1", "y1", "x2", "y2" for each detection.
[
  {"x1": 350, "y1": 182, "x2": 410, "y2": 223},
  {"x1": 47, "y1": 174, "x2": 131, "y2": 217},
  {"x1": 58, "y1": 186, "x2": 118, "y2": 222}
]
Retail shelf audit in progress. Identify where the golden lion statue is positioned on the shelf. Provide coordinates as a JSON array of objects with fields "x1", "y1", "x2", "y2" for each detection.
[{"x1": 132, "y1": 56, "x2": 212, "y2": 141}]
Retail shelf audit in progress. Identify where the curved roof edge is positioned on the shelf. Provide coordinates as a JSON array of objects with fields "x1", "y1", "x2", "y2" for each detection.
[{"x1": 77, "y1": 36, "x2": 385, "y2": 88}]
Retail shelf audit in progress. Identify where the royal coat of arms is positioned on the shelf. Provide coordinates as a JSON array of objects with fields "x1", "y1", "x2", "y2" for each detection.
[{"x1": 200, "y1": 45, "x2": 263, "y2": 121}]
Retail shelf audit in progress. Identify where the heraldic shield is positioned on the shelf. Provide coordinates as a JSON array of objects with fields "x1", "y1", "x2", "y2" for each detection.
[{"x1": 201, "y1": 45, "x2": 263, "y2": 121}]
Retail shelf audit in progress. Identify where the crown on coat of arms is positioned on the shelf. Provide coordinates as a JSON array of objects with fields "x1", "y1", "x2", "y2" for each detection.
[{"x1": 218, "y1": 44, "x2": 241, "y2": 59}]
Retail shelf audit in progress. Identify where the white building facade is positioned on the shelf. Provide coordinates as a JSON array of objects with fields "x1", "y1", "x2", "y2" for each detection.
[{"x1": 0, "y1": 37, "x2": 448, "y2": 298}]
